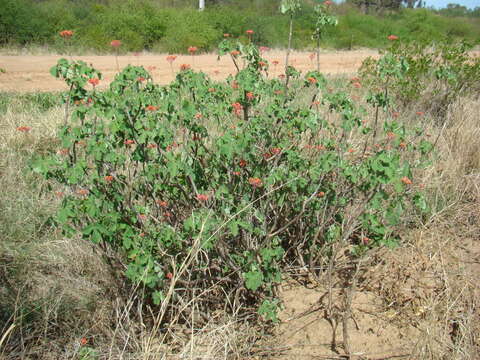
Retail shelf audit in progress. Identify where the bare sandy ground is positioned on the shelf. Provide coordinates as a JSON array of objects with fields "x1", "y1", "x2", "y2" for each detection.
[{"x1": 0, "y1": 50, "x2": 378, "y2": 92}]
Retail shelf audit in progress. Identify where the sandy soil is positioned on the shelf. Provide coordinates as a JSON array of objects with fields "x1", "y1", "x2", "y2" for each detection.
[{"x1": 0, "y1": 50, "x2": 378, "y2": 92}]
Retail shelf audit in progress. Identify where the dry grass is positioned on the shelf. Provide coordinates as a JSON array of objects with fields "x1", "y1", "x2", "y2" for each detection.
[{"x1": 0, "y1": 81, "x2": 479, "y2": 359}]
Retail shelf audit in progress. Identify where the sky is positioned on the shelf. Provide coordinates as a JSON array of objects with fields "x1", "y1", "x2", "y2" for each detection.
[{"x1": 423, "y1": 0, "x2": 479, "y2": 8}]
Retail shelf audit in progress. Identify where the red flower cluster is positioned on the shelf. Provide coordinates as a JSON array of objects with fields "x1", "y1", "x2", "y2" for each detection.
[
  {"x1": 248, "y1": 177, "x2": 263, "y2": 187},
  {"x1": 59, "y1": 30, "x2": 74, "y2": 38},
  {"x1": 88, "y1": 78, "x2": 100, "y2": 87},
  {"x1": 196, "y1": 194, "x2": 209, "y2": 202},
  {"x1": 239, "y1": 159, "x2": 247, "y2": 168},
  {"x1": 166, "y1": 55, "x2": 177, "y2": 63},
  {"x1": 232, "y1": 102, "x2": 243, "y2": 116},
  {"x1": 156, "y1": 200, "x2": 168, "y2": 207},
  {"x1": 104, "y1": 175, "x2": 114, "y2": 182},
  {"x1": 316, "y1": 191, "x2": 326, "y2": 198},
  {"x1": 245, "y1": 29, "x2": 254, "y2": 35},
  {"x1": 110, "y1": 40, "x2": 122, "y2": 48},
  {"x1": 180, "y1": 64, "x2": 191, "y2": 71},
  {"x1": 124, "y1": 139, "x2": 135, "y2": 145},
  {"x1": 387, "y1": 35, "x2": 399, "y2": 41},
  {"x1": 307, "y1": 77, "x2": 317, "y2": 84},
  {"x1": 188, "y1": 46, "x2": 198, "y2": 54},
  {"x1": 401, "y1": 176, "x2": 412, "y2": 185},
  {"x1": 16, "y1": 126, "x2": 31, "y2": 132},
  {"x1": 146, "y1": 105, "x2": 158, "y2": 111},
  {"x1": 246, "y1": 92, "x2": 255, "y2": 100}
]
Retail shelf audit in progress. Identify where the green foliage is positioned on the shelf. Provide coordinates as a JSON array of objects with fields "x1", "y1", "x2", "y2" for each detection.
[
  {"x1": 1, "y1": 0, "x2": 479, "y2": 51},
  {"x1": 33, "y1": 41, "x2": 433, "y2": 321},
  {"x1": 360, "y1": 40, "x2": 480, "y2": 114}
]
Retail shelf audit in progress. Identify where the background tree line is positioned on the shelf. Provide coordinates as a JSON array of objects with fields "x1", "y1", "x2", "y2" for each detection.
[{"x1": 1, "y1": 0, "x2": 479, "y2": 53}]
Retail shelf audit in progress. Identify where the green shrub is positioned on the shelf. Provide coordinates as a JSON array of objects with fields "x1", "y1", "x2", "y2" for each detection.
[{"x1": 35, "y1": 42, "x2": 432, "y2": 322}]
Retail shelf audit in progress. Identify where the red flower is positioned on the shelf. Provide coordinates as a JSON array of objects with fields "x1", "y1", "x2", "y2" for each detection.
[
  {"x1": 258, "y1": 61, "x2": 267, "y2": 68},
  {"x1": 196, "y1": 194, "x2": 209, "y2": 202},
  {"x1": 245, "y1": 29, "x2": 254, "y2": 35},
  {"x1": 387, "y1": 35, "x2": 399, "y2": 41},
  {"x1": 188, "y1": 46, "x2": 198, "y2": 54},
  {"x1": 104, "y1": 175, "x2": 114, "y2": 182},
  {"x1": 55, "y1": 191, "x2": 64, "y2": 198},
  {"x1": 399, "y1": 142, "x2": 407, "y2": 149},
  {"x1": 180, "y1": 64, "x2": 191, "y2": 71},
  {"x1": 239, "y1": 159, "x2": 247, "y2": 168},
  {"x1": 166, "y1": 55, "x2": 177, "y2": 63},
  {"x1": 76, "y1": 189, "x2": 89, "y2": 196},
  {"x1": 223, "y1": 33, "x2": 231, "y2": 38},
  {"x1": 307, "y1": 77, "x2": 317, "y2": 84},
  {"x1": 230, "y1": 50, "x2": 241, "y2": 57},
  {"x1": 165, "y1": 272, "x2": 173, "y2": 279},
  {"x1": 263, "y1": 152, "x2": 272, "y2": 160},
  {"x1": 232, "y1": 171, "x2": 241, "y2": 176},
  {"x1": 386, "y1": 131, "x2": 395, "y2": 139},
  {"x1": 246, "y1": 92, "x2": 254, "y2": 100},
  {"x1": 324, "y1": 0, "x2": 333, "y2": 5},
  {"x1": 401, "y1": 176, "x2": 412, "y2": 185},
  {"x1": 88, "y1": 78, "x2": 100, "y2": 87},
  {"x1": 248, "y1": 177, "x2": 263, "y2": 187},
  {"x1": 272, "y1": 60, "x2": 279, "y2": 66},
  {"x1": 80, "y1": 337, "x2": 87, "y2": 346},
  {"x1": 416, "y1": 111, "x2": 425, "y2": 116},
  {"x1": 124, "y1": 139, "x2": 135, "y2": 145},
  {"x1": 156, "y1": 200, "x2": 168, "y2": 207},
  {"x1": 362, "y1": 237, "x2": 371, "y2": 245},
  {"x1": 137, "y1": 77, "x2": 146, "y2": 82},
  {"x1": 317, "y1": 191, "x2": 326, "y2": 198},
  {"x1": 110, "y1": 40, "x2": 122, "y2": 48},
  {"x1": 347, "y1": 148, "x2": 355, "y2": 153},
  {"x1": 232, "y1": 102, "x2": 243, "y2": 116},
  {"x1": 271, "y1": 147, "x2": 281, "y2": 155},
  {"x1": 145, "y1": 105, "x2": 158, "y2": 111},
  {"x1": 194, "y1": 113, "x2": 202, "y2": 119},
  {"x1": 16, "y1": 126, "x2": 31, "y2": 132},
  {"x1": 59, "y1": 30, "x2": 74, "y2": 38},
  {"x1": 392, "y1": 111, "x2": 400, "y2": 118},
  {"x1": 352, "y1": 81, "x2": 361, "y2": 89}
]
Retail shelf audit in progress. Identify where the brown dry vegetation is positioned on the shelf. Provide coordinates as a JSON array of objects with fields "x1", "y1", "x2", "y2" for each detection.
[{"x1": 0, "y1": 71, "x2": 479, "y2": 359}]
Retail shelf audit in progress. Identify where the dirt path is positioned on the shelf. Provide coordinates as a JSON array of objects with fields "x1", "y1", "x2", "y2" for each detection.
[{"x1": 0, "y1": 50, "x2": 377, "y2": 92}]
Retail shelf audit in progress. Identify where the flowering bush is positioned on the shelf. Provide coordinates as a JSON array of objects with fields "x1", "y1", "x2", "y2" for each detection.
[{"x1": 34, "y1": 42, "x2": 431, "y2": 323}]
